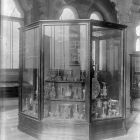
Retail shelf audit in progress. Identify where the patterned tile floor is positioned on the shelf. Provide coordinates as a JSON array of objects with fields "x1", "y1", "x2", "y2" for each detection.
[{"x1": 0, "y1": 98, "x2": 140, "y2": 140}]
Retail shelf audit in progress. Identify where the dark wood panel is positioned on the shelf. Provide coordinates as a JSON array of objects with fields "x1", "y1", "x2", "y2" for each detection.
[
  {"x1": 90, "y1": 118, "x2": 126, "y2": 140},
  {"x1": 19, "y1": 114, "x2": 126, "y2": 140},
  {"x1": 18, "y1": 114, "x2": 89, "y2": 140}
]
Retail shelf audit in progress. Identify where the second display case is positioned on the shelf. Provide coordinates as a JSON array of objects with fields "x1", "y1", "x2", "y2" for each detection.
[
  {"x1": 130, "y1": 52, "x2": 140, "y2": 112},
  {"x1": 19, "y1": 19, "x2": 127, "y2": 140}
]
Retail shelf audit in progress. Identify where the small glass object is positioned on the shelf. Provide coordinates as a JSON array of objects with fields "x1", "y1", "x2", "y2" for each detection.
[
  {"x1": 101, "y1": 107, "x2": 106, "y2": 118},
  {"x1": 32, "y1": 101, "x2": 37, "y2": 116},
  {"x1": 108, "y1": 107, "x2": 112, "y2": 117},
  {"x1": 44, "y1": 104, "x2": 49, "y2": 117},
  {"x1": 55, "y1": 104, "x2": 60, "y2": 118},
  {"x1": 80, "y1": 70, "x2": 86, "y2": 81},
  {"x1": 103, "y1": 101, "x2": 108, "y2": 109},
  {"x1": 60, "y1": 86, "x2": 65, "y2": 99},
  {"x1": 97, "y1": 99, "x2": 102, "y2": 108},
  {"x1": 138, "y1": 80, "x2": 140, "y2": 88},
  {"x1": 78, "y1": 86, "x2": 82, "y2": 99},
  {"x1": 82, "y1": 88, "x2": 86, "y2": 100},
  {"x1": 44, "y1": 84, "x2": 50, "y2": 100},
  {"x1": 67, "y1": 70, "x2": 73, "y2": 81},
  {"x1": 65, "y1": 86, "x2": 72, "y2": 99},
  {"x1": 73, "y1": 104, "x2": 80, "y2": 119},
  {"x1": 63, "y1": 104, "x2": 69, "y2": 119},
  {"x1": 25, "y1": 98, "x2": 28, "y2": 111},
  {"x1": 92, "y1": 78, "x2": 100, "y2": 99},
  {"x1": 45, "y1": 70, "x2": 51, "y2": 81},
  {"x1": 73, "y1": 87, "x2": 79, "y2": 99},
  {"x1": 50, "y1": 83, "x2": 56, "y2": 99},
  {"x1": 63, "y1": 70, "x2": 67, "y2": 81},
  {"x1": 81, "y1": 104, "x2": 86, "y2": 120},
  {"x1": 102, "y1": 82, "x2": 107, "y2": 97},
  {"x1": 50, "y1": 69, "x2": 56, "y2": 81}
]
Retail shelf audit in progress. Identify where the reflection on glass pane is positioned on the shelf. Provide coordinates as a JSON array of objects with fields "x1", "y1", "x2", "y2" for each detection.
[
  {"x1": 44, "y1": 24, "x2": 88, "y2": 121},
  {"x1": 91, "y1": 28, "x2": 123, "y2": 120}
]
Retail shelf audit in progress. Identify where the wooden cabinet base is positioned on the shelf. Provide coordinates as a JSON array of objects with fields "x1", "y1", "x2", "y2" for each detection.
[
  {"x1": 90, "y1": 118, "x2": 126, "y2": 140},
  {"x1": 18, "y1": 114, "x2": 126, "y2": 140},
  {"x1": 18, "y1": 114, "x2": 89, "y2": 140}
]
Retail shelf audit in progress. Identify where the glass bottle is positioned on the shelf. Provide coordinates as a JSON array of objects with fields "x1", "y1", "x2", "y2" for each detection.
[
  {"x1": 102, "y1": 107, "x2": 106, "y2": 118},
  {"x1": 80, "y1": 70, "x2": 86, "y2": 81},
  {"x1": 65, "y1": 85, "x2": 72, "y2": 99},
  {"x1": 92, "y1": 63, "x2": 100, "y2": 99},
  {"x1": 73, "y1": 104, "x2": 79, "y2": 119},
  {"x1": 102, "y1": 82, "x2": 107, "y2": 97},
  {"x1": 55, "y1": 104, "x2": 60, "y2": 118},
  {"x1": 25, "y1": 98, "x2": 28, "y2": 111},
  {"x1": 82, "y1": 88, "x2": 86, "y2": 100},
  {"x1": 50, "y1": 83, "x2": 56, "y2": 99},
  {"x1": 138, "y1": 80, "x2": 140, "y2": 88},
  {"x1": 81, "y1": 104, "x2": 86, "y2": 120},
  {"x1": 97, "y1": 99, "x2": 102, "y2": 108}
]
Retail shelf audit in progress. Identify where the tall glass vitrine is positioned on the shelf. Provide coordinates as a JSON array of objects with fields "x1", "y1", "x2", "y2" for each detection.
[
  {"x1": 19, "y1": 20, "x2": 127, "y2": 140},
  {"x1": 130, "y1": 52, "x2": 140, "y2": 113}
]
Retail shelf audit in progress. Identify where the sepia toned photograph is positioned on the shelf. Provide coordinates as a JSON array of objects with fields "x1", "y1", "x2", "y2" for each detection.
[{"x1": 1, "y1": 0, "x2": 140, "y2": 140}]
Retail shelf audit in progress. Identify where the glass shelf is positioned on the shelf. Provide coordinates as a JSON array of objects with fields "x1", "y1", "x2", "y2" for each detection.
[
  {"x1": 45, "y1": 99, "x2": 85, "y2": 102},
  {"x1": 92, "y1": 116, "x2": 122, "y2": 121},
  {"x1": 45, "y1": 80, "x2": 85, "y2": 83}
]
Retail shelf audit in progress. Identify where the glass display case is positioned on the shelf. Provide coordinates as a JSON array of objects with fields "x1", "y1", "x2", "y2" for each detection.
[
  {"x1": 20, "y1": 27, "x2": 40, "y2": 118},
  {"x1": 19, "y1": 20, "x2": 127, "y2": 140},
  {"x1": 130, "y1": 52, "x2": 140, "y2": 113}
]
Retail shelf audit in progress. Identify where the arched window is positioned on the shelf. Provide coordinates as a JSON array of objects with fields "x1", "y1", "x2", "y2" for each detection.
[
  {"x1": 90, "y1": 11, "x2": 103, "y2": 20},
  {"x1": 59, "y1": 7, "x2": 78, "y2": 20},
  {"x1": 2, "y1": 0, "x2": 23, "y2": 17},
  {"x1": 1, "y1": 0, "x2": 24, "y2": 69},
  {"x1": 136, "y1": 25, "x2": 140, "y2": 51}
]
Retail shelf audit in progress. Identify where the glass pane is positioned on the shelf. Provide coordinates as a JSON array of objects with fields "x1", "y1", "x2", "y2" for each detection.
[
  {"x1": 91, "y1": 27, "x2": 123, "y2": 120},
  {"x1": 131, "y1": 54, "x2": 140, "y2": 94},
  {"x1": 1, "y1": 19, "x2": 22, "y2": 69},
  {"x1": 21, "y1": 28, "x2": 40, "y2": 118},
  {"x1": 43, "y1": 23, "x2": 88, "y2": 121}
]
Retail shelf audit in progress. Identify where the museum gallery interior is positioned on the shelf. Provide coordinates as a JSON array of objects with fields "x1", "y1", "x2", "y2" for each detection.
[{"x1": 1, "y1": 0, "x2": 140, "y2": 140}]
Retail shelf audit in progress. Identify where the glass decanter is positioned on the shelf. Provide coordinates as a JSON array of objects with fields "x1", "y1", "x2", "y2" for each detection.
[{"x1": 50, "y1": 83, "x2": 56, "y2": 99}]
